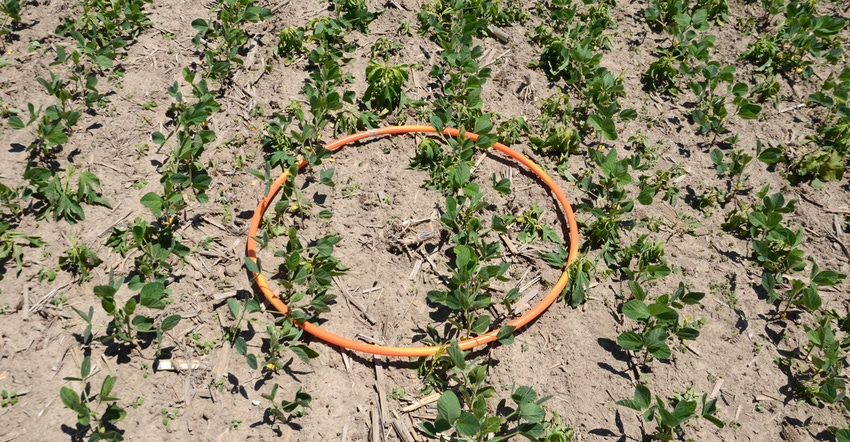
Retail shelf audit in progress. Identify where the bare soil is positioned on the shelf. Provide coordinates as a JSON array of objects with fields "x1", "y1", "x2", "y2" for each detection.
[{"x1": 1, "y1": 0, "x2": 849, "y2": 441}]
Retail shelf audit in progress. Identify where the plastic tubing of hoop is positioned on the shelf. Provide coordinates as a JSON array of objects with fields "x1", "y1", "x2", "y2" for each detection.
[{"x1": 246, "y1": 125, "x2": 579, "y2": 357}]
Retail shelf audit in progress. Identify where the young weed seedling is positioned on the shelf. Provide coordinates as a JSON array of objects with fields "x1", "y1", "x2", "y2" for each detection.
[
  {"x1": 59, "y1": 239, "x2": 102, "y2": 283},
  {"x1": 22, "y1": 166, "x2": 112, "y2": 224},
  {"x1": 0, "y1": 222, "x2": 44, "y2": 280}
]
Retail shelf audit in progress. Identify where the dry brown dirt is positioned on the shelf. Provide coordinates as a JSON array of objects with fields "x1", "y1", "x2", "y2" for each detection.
[{"x1": 1, "y1": 0, "x2": 849, "y2": 441}]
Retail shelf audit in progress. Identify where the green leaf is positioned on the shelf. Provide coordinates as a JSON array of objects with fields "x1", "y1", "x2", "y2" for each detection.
[
  {"x1": 587, "y1": 114, "x2": 617, "y2": 140},
  {"x1": 676, "y1": 327, "x2": 700, "y2": 341},
  {"x1": 244, "y1": 256, "x2": 261, "y2": 274},
  {"x1": 227, "y1": 297, "x2": 240, "y2": 318},
  {"x1": 160, "y1": 314, "x2": 181, "y2": 332},
  {"x1": 234, "y1": 336, "x2": 248, "y2": 356},
  {"x1": 81, "y1": 356, "x2": 91, "y2": 379},
  {"x1": 60, "y1": 386, "x2": 81, "y2": 411},
  {"x1": 493, "y1": 177, "x2": 511, "y2": 195},
  {"x1": 246, "y1": 354, "x2": 258, "y2": 370},
  {"x1": 94, "y1": 55, "x2": 113, "y2": 69},
  {"x1": 644, "y1": 328, "x2": 671, "y2": 359},
  {"x1": 622, "y1": 300, "x2": 650, "y2": 321},
  {"x1": 616, "y1": 384, "x2": 650, "y2": 411},
  {"x1": 151, "y1": 131, "x2": 166, "y2": 145},
  {"x1": 8, "y1": 115, "x2": 24, "y2": 129},
  {"x1": 617, "y1": 332, "x2": 644, "y2": 351},
  {"x1": 800, "y1": 287, "x2": 822, "y2": 312},
  {"x1": 456, "y1": 412, "x2": 480, "y2": 436},
  {"x1": 447, "y1": 341, "x2": 466, "y2": 370},
  {"x1": 497, "y1": 325, "x2": 515, "y2": 345},
  {"x1": 140, "y1": 281, "x2": 167, "y2": 309},
  {"x1": 191, "y1": 18, "x2": 209, "y2": 33},
  {"x1": 672, "y1": 399, "x2": 697, "y2": 424},
  {"x1": 812, "y1": 270, "x2": 845, "y2": 286},
  {"x1": 541, "y1": 252, "x2": 566, "y2": 268},
  {"x1": 645, "y1": 264, "x2": 671, "y2": 279},
  {"x1": 619, "y1": 109, "x2": 638, "y2": 120},
  {"x1": 100, "y1": 375, "x2": 117, "y2": 400},
  {"x1": 102, "y1": 403, "x2": 126, "y2": 425},
  {"x1": 140, "y1": 192, "x2": 163, "y2": 218},
  {"x1": 637, "y1": 187, "x2": 655, "y2": 205},
  {"x1": 437, "y1": 391, "x2": 461, "y2": 426},
  {"x1": 131, "y1": 315, "x2": 154, "y2": 332},
  {"x1": 519, "y1": 401, "x2": 545, "y2": 423},
  {"x1": 757, "y1": 147, "x2": 783, "y2": 164},
  {"x1": 474, "y1": 114, "x2": 493, "y2": 134},
  {"x1": 290, "y1": 344, "x2": 319, "y2": 363},
  {"x1": 319, "y1": 168, "x2": 335, "y2": 187},
  {"x1": 737, "y1": 102, "x2": 762, "y2": 119}
]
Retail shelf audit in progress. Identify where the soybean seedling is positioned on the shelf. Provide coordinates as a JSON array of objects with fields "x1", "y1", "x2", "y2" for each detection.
[
  {"x1": 60, "y1": 356, "x2": 127, "y2": 441},
  {"x1": 262, "y1": 384, "x2": 312, "y2": 430},
  {"x1": 617, "y1": 281, "x2": 706, "y2": 368},
  {"x1": 617, "y1": 384, "x2": 724, "y2": 440},
  {"x1": 83, "y1": 270, "x2": 181, "y2": 349},
  {"x1": 418, "y1": 342, "x2": 571, "y2": 441}
]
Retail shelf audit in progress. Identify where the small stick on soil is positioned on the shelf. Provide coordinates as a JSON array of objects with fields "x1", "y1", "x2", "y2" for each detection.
[
  {"x1": 391, "y1": 411, "x2": 414, "y2": 442},
  {"x1": 684, "y1": 342, "x2": 702, "y2": 358},
  {"x1": 374, "y1": 356, "x2": 390, "y2": 428},
  {"x1": 306, "y1": 4, "x2": 329, "y2": 17},
  {"x1": 335, "y1": 278, "x2": 378, "y2": 325},
  {"x1": 100, "y1": 353, "x2": 114, "y2": 373},
  {"x1": 709, "y1": 378, "x2": 724, "y2": 399},
  {"x1": 423, "y1": 251, "x2": 441, "y2": 275},
  {"x1": 356, "y1": 334, "x2": 385, "y2": 345},
  {"x1": 37, "y1": 398, "x2": 54, "y2": 419},
  {"x1": 341, "y1": 424, "x2": 349, "y2": 442},
  {"x1": 213, "y1": 291, "x2": 239, "y2": 302},
  {"x1": 341, "y1": 349, "x2": 353, "y2": 374},
  {"x1": 519, "y1": 274, "x2": 541, "y2": 292},
  {"x1": 480, "y1": 49, "x2": 511, "y2": 69},
  {"x1": 93, "y1": 211, "x2": 133, "y2": 240},
  {"x1": 30, "y1": 282, "x2": 73, "y2": 313},
  {"x1": 270, "y1": 0, "x2": 290, "y2": 13},
  {"x1": 779, "y1": 103, "x2": 805, "y2": 113},
  {"x1": 386, "y1": 0, "x2": 407, "y2": 10},
  {"x1": 362, "y1": 285, "x2": 382, "y2": 294},
  {"x1": 410, "y1": 67, "x2": 420, "y2": 89},
  {"x1": 400, "y1": 392, "x2": 440, "y2": 412},
  {"x1": 828, "y1": 232, "x2": 850, "y2": 260},
  {"x1": 488, "y1": 25, "x2": 511, "y2": 43},
  {"x1": 371, "y1": 406, "x2": 382, "y2": 442},
  {"x1": 514, "y1": 287, "x2": 540, "y2": 312},
  {"x1": 500, "y1": 234, "x2": 519, "y2": 255},
  {"x1": 252, "y1": 57, "x2": 266, "y2": 85},
  {"x1": 95, "y1": 161, "x2": 122, "y2": 174},
  {"x1": 21, "y1": 286, "x2": 29, "y2": 320},
  {"x1": 408, "y1": 259, "x2": 423, "y2": 281}
]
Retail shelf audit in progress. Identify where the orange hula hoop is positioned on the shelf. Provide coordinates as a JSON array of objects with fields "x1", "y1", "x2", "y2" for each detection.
[{"x1": 245, "y1": 125, "x2": 579, "y2": 357}]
